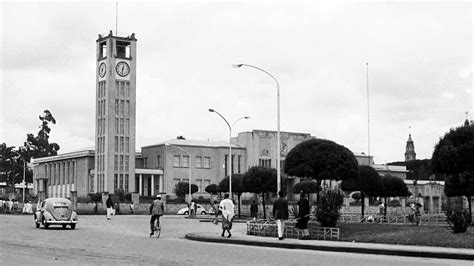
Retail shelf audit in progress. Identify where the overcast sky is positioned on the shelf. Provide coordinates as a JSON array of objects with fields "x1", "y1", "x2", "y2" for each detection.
[{"x1": 1, "y1": 1, "x2": 472, "y2": 164}]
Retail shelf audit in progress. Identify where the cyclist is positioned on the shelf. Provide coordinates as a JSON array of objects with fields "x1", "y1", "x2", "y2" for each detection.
[{"x1": 149, "y1": 194, "x2": 165, "y2": 236}]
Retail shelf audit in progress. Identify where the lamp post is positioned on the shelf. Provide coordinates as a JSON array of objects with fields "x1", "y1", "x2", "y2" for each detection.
[
  {"x1": 232, "y1": 63, "x2": 281, "y2": 193},
  {"x1": 209, "y1": 109, "x2": 249, "y2": 196},
  {"x1": 12, "y1": 150, "x2": 26, "y2": 203},
  {"x1": 164, "y1": 143, "x2": 192, "y2": 213}
]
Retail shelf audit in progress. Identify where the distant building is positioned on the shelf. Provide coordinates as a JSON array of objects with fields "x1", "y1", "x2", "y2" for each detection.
[{"x1": 404, "y1": 133, "x2": 416, "y2": 161}]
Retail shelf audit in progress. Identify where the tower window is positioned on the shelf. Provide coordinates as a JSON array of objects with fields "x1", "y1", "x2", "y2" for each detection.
[
  {"x1": 116, "y1": 41, "x2": 130, "y2": 58},
  {"x1": 99, "y1": 42, "x2": 107, "y2": 58}
]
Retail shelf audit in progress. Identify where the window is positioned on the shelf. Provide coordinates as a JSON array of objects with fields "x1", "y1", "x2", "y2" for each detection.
[
  {"x1": 99, "y1": 42, "x2": 107, "y2": 58},
  {"x1": 224, "y1": 155, "x2": 228, "y2": 176},
  {"x1": 173, "y1": 155, "x2": 180, "y2": 167},
  {"x1": 115, "y1": 118, "x2": 119, "y2": 134},
  {"x1": 114, "y1": 155, "x2": 118, "y2": 171},
  {"x1": 156, "y1": 155, "x2": 161, "y2": 168},
  {"x1": 238, "y1": 155, "x2": 242, "y2": 174},
  {"x1": 125, "y1": 174, "x2": 129, "y2": 192},
  {"x1": 125, "y1": 155, "x2": 129, "y2": 171},
  {"x1": 125, "y1": 137, "x2": 129, "y2": 153},
  {"x1": 173, "y1": 178, "x2": 181, "y2": 186},
  {"x1": 125, "y1": 119, "x2": 129, "y2": 134},
  {"x1": 125, "y1": 82, "x2": 130, "y2": 97},
  {"x1": 120, "y1": 118, "x2": 124, "y2": 134},
  {"x1": 195, "y1": 156, "x2": 202, "y2": 168},
  {"x1": 120, "y1": 82, "x2": 124, "y2": 96},
  {"x1": 115, "y1": 81, "x2": 119, "y2": 97},
  {"x1": 203, "y1": 157, "x2": 210, "y2": 169},
  {"x1": 120, "y1": 155, "x2": 124, "y2": 171},
  {"x1": 120, "y1": 137, "x2": 124, "y2": 152},
  {"x1": 115, "y1": 100, "x2": 119, "y2": 115},
  {"x1": 259, "y1": 159, "x2": 271, "y2": 169},
  {"x1": 115, "y1": 137, "x2": 119, "y2": 152},
  {"x1": 182, "y1": 156, "x2": 189, "y2": 167},
  {"x1": 120, "y1": 100, "x2": 124, "y2": 115},
  {"x1": 196, "y1": 179, "x2": 202, "y2": 192},
  {"x1": 116, "y1": 41, "x2": 131, "y2": 58},
  {"x1": 119, "y1": 174, "x2": 124, "y2": 189},
  {"x1": 114, "y1": 174, "x2": 118, "y2": 191},
  {"x1": 231, "y1": 155, "x2": 235, "y2": 175},
  {"x1": 125, "y1": 101, "x2": 130, "y2": 117},
  {"x1": 143, "y1": 157, "x2": 148, "y2": 168},
  {"x1": 204, "y1": 179, "x2": 211, "y2": 189}
]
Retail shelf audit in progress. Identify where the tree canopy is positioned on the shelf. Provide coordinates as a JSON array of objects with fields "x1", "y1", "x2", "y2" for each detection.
[
  {"x1": 204, "y1": 184, "x2": 219, "y2": 195},
  {"x1": 242, "y1": 166, "x2": 277, "y2": 218},
  {"x1": 378, "y1": 175, "x2": 410, "y2": 198},
  {"x1": 218, "y1": 174, "x2": 245, "y2": 195},
  {"x1": 23, "y1": 110, "x2": 60, "y2": 161},
  {"x1": 341, "y1": 165, "x2": 383, "y2": 215},
  {"x1": 292, "y1": 179, "x2": 320, "y2": 195},
  {"x1": 173, "y1": 182, "x2": 198, "y2": 199},
  {"x1": 284, "y1": 138, "x2": 359, "y2": 182}
]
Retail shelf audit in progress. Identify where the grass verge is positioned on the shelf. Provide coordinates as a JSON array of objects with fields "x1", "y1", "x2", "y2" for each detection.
[{"x1": 338, "y1": 223, "x2": 474, "y2": 249}]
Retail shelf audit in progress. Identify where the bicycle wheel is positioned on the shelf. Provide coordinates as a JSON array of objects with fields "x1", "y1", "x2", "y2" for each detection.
[{"x1": 154, "y1": 224, "x2": 161, "y2": 238}]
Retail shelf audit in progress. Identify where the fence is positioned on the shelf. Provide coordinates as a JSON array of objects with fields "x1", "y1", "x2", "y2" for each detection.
[
  {"x1": 339, "y1": 213, "x2": 448, "y2": 226},
  {"x1": 247, "y1": 220, "x2": 339, "y2": 240}
]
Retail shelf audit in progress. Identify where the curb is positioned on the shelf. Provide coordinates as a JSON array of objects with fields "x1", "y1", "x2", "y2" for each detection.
[{"x1": 185, "y1": 233, "x2": 474, "y2": 261}]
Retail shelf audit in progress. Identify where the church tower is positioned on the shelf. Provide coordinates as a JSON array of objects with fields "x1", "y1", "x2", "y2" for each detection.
[
  {"x1": 404, "y1": 127, "x2": 416, "y2": 162},
  {"x1": 95, "y1": 31, "x2": 137, "y2": 194}
]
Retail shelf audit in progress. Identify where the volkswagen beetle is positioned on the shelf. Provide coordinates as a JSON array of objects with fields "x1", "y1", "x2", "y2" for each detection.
[{"x1": 34, "y1": 198, "x2": 78, "y2": 229}]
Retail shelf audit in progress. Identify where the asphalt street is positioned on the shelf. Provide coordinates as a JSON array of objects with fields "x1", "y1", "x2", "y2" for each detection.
[{"x1": 0, "y1": 214, "x2": 471, "y2": 265}]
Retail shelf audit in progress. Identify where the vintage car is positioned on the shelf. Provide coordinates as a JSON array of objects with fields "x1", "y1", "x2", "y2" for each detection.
[{"x1": 34, "y1": 198, "x2": 78, "y2": 229}]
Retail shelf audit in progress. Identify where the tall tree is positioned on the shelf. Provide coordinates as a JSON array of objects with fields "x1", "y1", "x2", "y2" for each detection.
[
  {"x1": 377, "y1": 175, "x2": 410, "y2": 215},
  {"x1": 23, "y1": 110, "x2": 60, "y2": 161},
  {"x1": 432, "y1": 124, "x2": 474, "y2": 216},
  {"x1": 218, "y1": 174, "x2": 245, "y2": 218},
  {"x1": 341, "y1": 165, "x2": 384, "y2": 216},
  {"x1": 242, "y1": 166, "x2": 277, "y2": 219},
  {"x1": 173, "y1": 182, "x2": 198, "y2": 200},
  {"x1": 0, "y1": 143, "x2": 20, "y2": 190},
  {"x1": 284, "y1": 138, "x2": 359, "y2": 202},
  {"x1": 292, "y1": 179, "x2": 320, "y2": 200},
  {"x1": 204, "y1": 184, "x2": 219, "y2": 195}
]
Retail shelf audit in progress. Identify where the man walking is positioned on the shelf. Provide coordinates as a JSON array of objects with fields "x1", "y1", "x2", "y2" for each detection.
[
  {"x1": 219, "y1": 193, "x2": 235, "y2": 238},
  {"x1": 273, "y1": 191, "x2": 289, "y2": 240},
  {"x1": 106, "y1": 195, "x2": 114, "y2": 220}
]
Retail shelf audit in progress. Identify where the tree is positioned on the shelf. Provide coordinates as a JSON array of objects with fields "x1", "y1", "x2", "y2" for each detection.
[
  {"x1": 292, "y1": 179, "x2": 320, "y2": 199},
  {"x1": 242, "y1": 166, "x2": 277, "y2": 219},
  {"x1": 0, "y1": 143, "x2": 20, "y2": 191},
  {"x1": 341, "y1": 165, "x2": 383, "y2": 216},
  {"x1": 173, "y1": 182, "x2": 198, "y2": 199},
  {"x1": 23, "y1": 110, "x2": 60, "y2": 161},
  {"x1": 432, "y1": 124, "x2": 474, "y2": 217},
  {"x1": 218, "y1": 174, "x2": 245, "y2": 218},
  {"x1": 315, "y1": 188, "x2": 344, "y2": 227},
  {"x1": 204, "y1": 184, "x2": 219, "y2": 195},
  {"x1": 284, "y1": 138, "x2": 359, "y2": 202},
  {"x1": 377, "y1": 175, "x2": 410, "y2": 215}
]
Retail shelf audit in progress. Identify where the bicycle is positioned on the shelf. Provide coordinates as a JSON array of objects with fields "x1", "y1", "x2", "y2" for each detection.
[{"x1": 150, "y1": 218, "x2": 161, "y2": 238}]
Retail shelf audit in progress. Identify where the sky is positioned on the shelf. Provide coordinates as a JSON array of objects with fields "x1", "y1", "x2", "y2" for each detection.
[{"x1": 1, "y1": 0, "x2": 472, "y2": 164}]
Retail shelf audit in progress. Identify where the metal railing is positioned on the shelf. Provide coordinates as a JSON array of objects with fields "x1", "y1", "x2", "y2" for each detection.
[
  {"x1": 246, "y1": 219, "x2": 339, "y2": 240},
  {"x1": 339, "y1": 214, "x2": 448, "y2": 226}
]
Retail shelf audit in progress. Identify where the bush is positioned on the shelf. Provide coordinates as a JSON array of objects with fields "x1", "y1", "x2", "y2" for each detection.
[
  {"x1": 315, "y1": 188, "x2": 344, "y2": 227},
  {"x1": 89, "y1": 192, "x2": 102, "y2": 203},
  {"x1": 446, "y1": 211, "x2": 471, "y2": 233},
  {"x1": 351, "y1": 192, "x2": 361, "y2": 201},
  {"x1": 115, "y1": 189, "x2": 125, "y2": 202},
  {"x1": 388, "y1": 200, "x2": 400, "y2": 207}
]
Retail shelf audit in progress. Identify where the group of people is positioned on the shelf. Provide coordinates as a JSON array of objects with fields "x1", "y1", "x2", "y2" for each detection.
[
  {"x1": 0, "y1": 198, "x2": 30, "y2": 214},
  {"x1": 273, "y1": 191, "x2": 311, "y2": 240}
]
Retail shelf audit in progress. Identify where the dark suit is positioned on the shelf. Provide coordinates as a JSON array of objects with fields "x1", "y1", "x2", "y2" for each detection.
[{"x1": 272, "y1": 197, "x2": 289, "y2": 239}]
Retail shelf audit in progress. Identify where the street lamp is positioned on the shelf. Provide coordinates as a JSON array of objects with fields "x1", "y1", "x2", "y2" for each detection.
[
  {"x1": 12, "y1": 150, "x2": 26, "y2": 203},
  {"x1": 208, "y1": 109, "x2": 249, "y2": 196},
  {"x1": 232, "y1": 63, "x2": 281, "y2": 193},
  {"x1": 164, "y1": 143, "x2": 192, "y2": 213}
]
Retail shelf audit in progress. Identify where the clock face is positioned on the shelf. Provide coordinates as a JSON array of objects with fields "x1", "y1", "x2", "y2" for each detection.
[
  {"x1": 116, "y1": 61, "x2": 130, "y2": 77},
  {"x1": 98, "y1": 63, "x2": 106, "y2": 78}
]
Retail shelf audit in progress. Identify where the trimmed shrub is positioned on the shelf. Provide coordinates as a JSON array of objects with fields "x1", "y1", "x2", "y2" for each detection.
[
  {"x1": 315, "y1": 188, "x2": 344, "y2": 227},
  {"x1": 446, "y1": 211, "x2": 470, "y2": 233}
]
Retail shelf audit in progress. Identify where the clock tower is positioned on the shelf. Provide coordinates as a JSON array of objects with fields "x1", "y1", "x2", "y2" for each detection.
[{"x1": 95, "y1": 31, "x2": 137, "y2": 194}]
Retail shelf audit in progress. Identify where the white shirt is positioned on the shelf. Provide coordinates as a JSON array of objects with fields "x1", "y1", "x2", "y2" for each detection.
[{"x1": 219, "y1": 199, "x2": 235, "y2": 220}]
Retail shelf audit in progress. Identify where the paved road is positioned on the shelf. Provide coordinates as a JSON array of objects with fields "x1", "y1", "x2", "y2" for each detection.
[{"x1": 0, "y1": 214, "x2": 470, "y2": 265}]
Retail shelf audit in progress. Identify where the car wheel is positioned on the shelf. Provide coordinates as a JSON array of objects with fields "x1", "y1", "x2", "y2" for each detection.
[
  {"x1": 184, "y1": 211, "x2": 188, "y2": 215},
  {"x1": 36, "y1": 222, "x2": 40, "y2": 228},
  {"x1": 70, "y1": 224, "x2": 76, "y2": 230},
  {"x1": 201, "y1": 211, "x2": 206, "y2": 215},
  {"x1": 42, "y1": 218, "x2": 49, "y2": 229},
  {"x1": 62, "y1": 225, "x2": 67, "y2": 229}
]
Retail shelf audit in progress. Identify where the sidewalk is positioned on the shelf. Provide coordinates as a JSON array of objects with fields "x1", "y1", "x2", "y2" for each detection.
[{"x1": 185, "y1": 224, "x2": 474, "y2": 261}]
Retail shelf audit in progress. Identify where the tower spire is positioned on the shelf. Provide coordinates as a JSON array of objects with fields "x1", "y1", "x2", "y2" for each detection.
[{"x1": 405, "y1": 126, "x2": 416, "y2": 161}]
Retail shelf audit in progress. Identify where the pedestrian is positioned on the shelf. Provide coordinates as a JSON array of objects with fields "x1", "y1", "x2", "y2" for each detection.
[
  {"x1": 23, "y1": 200, "x2": 33, "y2": 214},
  {"x1": 219, "y1": 193, "x2": 235, "y2": 238},
  {"x1": 250, "y1": 200, "x2": 258, "y2": 221},
  {"x1": 130, "y1": 201, "x2": 135, "y2": 214},
  {"x1": 149, "y1": 194, "x2": 165, "y2": 236},
  {"x1": 273, "y1": 191, "x2": 289, "y2": 240},
  {"x1": 106, "y1": 194, "x2": 114, "y2": 220},
  {"x1": 12, "y1": 199, "x2": 18, "y2": 214},
  {"x1": 211, "y1": 201, "x2": 219, "y2": 224},
  {"x1": 115, "y1": 202, "x2": 120, "y2": 215},
  {"x1": 414, "y1": 203, "x2": 422, "y2": 226},
  {"x1": 0, "y1": 198, "x2": 5, "y2": 214},
  {"x1": 295, "y1": 193, "x2": 311, "y2": 240},
  {"x1": 378, "y1": 201, "x2": 385, "y2": 218},
  {"x1": 189, "y1": 200, "x2": 196, "y2": 217}
]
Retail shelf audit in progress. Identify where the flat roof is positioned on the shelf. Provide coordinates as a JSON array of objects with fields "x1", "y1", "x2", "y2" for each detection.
[{"x1": 142, "y1": 139, "x2": 244, "y2": 149}]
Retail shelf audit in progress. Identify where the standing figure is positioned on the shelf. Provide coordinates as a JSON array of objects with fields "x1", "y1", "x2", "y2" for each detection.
[
  {"x1": 295, "y1": 193, "x2": 311, "y2": 240},
  {"x1": 189, "y1": 200, "x2": 196, "y2": 217},
  {"x1": 250, "y1": 200, "x2": 258, "y2": 221},
  {"x1": 106, "y1": 195, "x2": 114, "y2": 220},
  {"x1": 130, "y1": 201, "x2": 135, "y2": 215},
  {"x1": 273, "y1": 191, "x2": 289, "y2": 240},
  {"x1": 219, "y1": 194, "x2": 235, "y2": 238}
]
